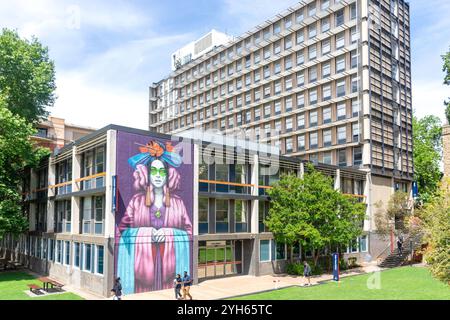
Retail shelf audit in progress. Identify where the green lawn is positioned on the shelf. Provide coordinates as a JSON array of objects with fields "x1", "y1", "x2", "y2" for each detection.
[
  {"x1": 230, "y1": 267, "x2": 450, "y2": 300},
  {"x1": 0, "y1": 271, "x2": 84, "y2": 300}
]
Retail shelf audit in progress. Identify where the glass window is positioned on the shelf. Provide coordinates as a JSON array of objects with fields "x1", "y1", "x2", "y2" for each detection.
[
  {"x1": 235, "y1": 200, "x2": 248, "y2": 233},
  {"x1": 351, "y1": 50, "x2": 358, "y2": 68},
  {"x1": 309, "y1": 89, "x2": 317, "y2": 105},
  {"x1": 276, "y1": 242, "x2": 286, "y2": 260},
  {"x1": 350, "y1": 3, "x2": 357, "y2": 20},
  {"x1": 298, "y1": 135, "x2": 305, "y2": 151},
  {"x1": 274, "y1": 61, "x2": 281, "y2": 74},
  {"x1": 321, "y1": 0, "x2": 330, "y2": 10},
  {"x1": 285, "y1": 117, "x2": 293, "y2": 132},
  {"x1": 309, "y1": 111, "x2": 318, "y2": 127},
  {"x1": 263, "y1": 46, "x2": 271, "y2": 59},
  {"x1": 296, "y1": 29, "x2": 304, "y2": 45},
  {"x1": 96, "y1": 245, "x2": 104, "y2": 274},
  {"x1": 285, "y1": 97, "x2": 293, "y2": 112},
  {"x1": 323, "y1": 129, "x2": 332, "y2": 147},
  {"x1": 308, "y1": 23, "x2": 317, "y2": 39},
  {"x1": 274, "y1": 41, "x2": 281, "y2": 55},
  {"x1": 336, "y1": 79, "x2": 346, "y2": 97},
  {"x1": 260, "y1": 240, "x2": 271, "y2": 262},
  {"x1": 285, "y1": 55, "x2": 292, "y2": 70},
  {"x1": 336, "y1": 32, "x2": 345, "y2": 50},
  {"x1": 84, "y1": 243, "x2": 92, "y2": 271},
  {"x1": 64, "y1": 241, "x2": 70, "y2": 265},
  {"x1": 338, "y1": 126, "x2": 347, "y2": 144},
  {"x1": 322, "y1": 61, "x2": 331, "y2": 78},
  {"x1": 285, "y1": 77, "x2": 293, "y2": 91},
  {"x1": 297, "y1": 93, "x2": 305, "y2": 108},
  {"x1": 352, "y1": 122, "x2": 360, "y2": 142},
  {"x1": 285, "y1": 137, "x2": 293, "y2": 153},
  {"x1": 351, "y1": 75, "x2": 359, "y2": 93},
  {"x1": 335, "y1": 9, "x2": 345, "y2": 27},
  {"x1": 352, "y1": 99, "x2": 360, "y2": 117},
  {"x1": 336, "y1": 55, "x2": 346, "y2": 73},
  {"x1": 56, "y1": 240, "x2": 62, "y2": 263},
  {"x1": 308, "y1": 45, "x2": 317, "y2": 60},
  {"x1": 308, "y1": 2, "x2": 316, "y2": 16},
  {"x1": 297, "y1": 50, "x2": 305, "y2": 65},
  {"x1": 360, "y1": 235, "x2": 368, "y2": 252},
  {"x1": 310, "y1": 153, "x2": 318, "y2": 164},
  {"x1": 309, "y1": 66, "x2": 317, "y2": 82},
  {"x1": 321, "y1": 17, "x2": 330, "y2": 33},
  {"x1": 353, "y1": 146, "x2": 363, "y2": 165},
  {"x1": 94, "y1": 196, "x2": 104, "y2": 235},
  {"x1": 216, "y1": 199, "x2": 229, "y2": 233},
  {"x1": 74, "y1": 242, "x2": 80, "y2": 268},
  {"x1": 297, "y1": 113, "x2": 305, "y2": 129},
  {"x1": 323, "y1": 107, "x2": 331, "y2": 124},
  {"x1": 322, "y1": 151, "x2": 332, "y2": 165},
  {"x1": 297, "y1": 71, "x2": 305, "y2": 87},
  {"x1": 351, "y1": 26, "x2": 359, "y2": 44},
  {"x1": 296, "y1": 9, "x2": 304, "y2": 24},
  {"x1": 322, "y1": 39, "x2": 331, "y2": 55},
  {"x1": 322, "y1": 84, "x2": 331, "y2": 101},
  {"x1": 338, "y1": 149, "x2": 347, "y2": 166},
  {"x1": 285, "y1": 16, "x2": 292, "y2": 29},
  {"x1": 310, "y1": 132, "x2": 318, "y2": 149},
  {"x1": 337, "y1": 102, "x2": 346, "y2": 120}
]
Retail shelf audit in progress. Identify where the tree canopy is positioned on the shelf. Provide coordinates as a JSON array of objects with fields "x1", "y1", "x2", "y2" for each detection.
[
  {"x1": 442, "y1": 48, "x2": 450, "y2": 123},
  {"x1": 0, "y1": 28, "x2": 56, "y2": 124},
  {"x1": 416, "y1": 179, "x2": 450, "y2": 283},
  {"x1": 0, "y1": 95, "x2": 50, "y2": 237},
  {"x1": 264, "y1": 164, "x2": 366, "y2": 265},
  {"x1": 413, "y1": 115, "x2": 442, "y2": 204}
]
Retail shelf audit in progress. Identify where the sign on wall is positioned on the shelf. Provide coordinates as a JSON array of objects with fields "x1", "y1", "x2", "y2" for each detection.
[{"x1": 332, "y1": 253, "x2": 339, "y2": 282}]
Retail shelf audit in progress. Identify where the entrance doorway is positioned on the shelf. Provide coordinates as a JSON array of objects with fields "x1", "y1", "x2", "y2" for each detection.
[{"x1": 198, "y1": 240, "x2": 243, "y2": 280}]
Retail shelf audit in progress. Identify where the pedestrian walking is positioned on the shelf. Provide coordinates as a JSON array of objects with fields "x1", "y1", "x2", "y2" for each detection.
[
  {"x1": 113, "y1": 277, "x2": 123, "y2": 300},
  {"x1": 397, "y1": 236, "x2": 403, "y2": 256},
  {"x1": 303, "y1": 261, "x2": 312, "y2": 286},
  {"x1": 174, "y1": 274, "x2": 183, "y2": 300},
  {"x1": 182, "y1": 271, "x2": 193, "y2": 300}
]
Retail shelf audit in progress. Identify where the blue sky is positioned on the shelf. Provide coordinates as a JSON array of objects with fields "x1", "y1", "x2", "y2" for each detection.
[{"x1": 1, "y1": 0, "x2": 449, "y2": 129}]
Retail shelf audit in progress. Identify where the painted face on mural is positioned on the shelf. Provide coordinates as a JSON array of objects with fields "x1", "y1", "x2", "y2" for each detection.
[{"x1": 150, "y1": 159, "x2": 167, "y2": 188}]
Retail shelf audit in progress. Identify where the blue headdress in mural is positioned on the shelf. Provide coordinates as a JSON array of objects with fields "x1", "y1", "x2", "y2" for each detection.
[{"x1": 128, "y1": 140, "x2": 182, "y2": 169}]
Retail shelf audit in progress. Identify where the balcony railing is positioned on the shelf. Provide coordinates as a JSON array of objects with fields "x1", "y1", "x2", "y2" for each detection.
[
  {"x1": 199, "y1": 179, "x2": 253, "y2": 194},
  {"x1": 76, "y1": 172, "x2": 106, "y2": 191}
]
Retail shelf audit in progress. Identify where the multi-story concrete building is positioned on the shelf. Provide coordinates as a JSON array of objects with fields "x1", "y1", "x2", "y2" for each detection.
[
  {"x1": 2, "y1": 125, "x2": 375, "y2": 297},
  {"x1": 32, "y1": 116, "x2": 96, "y2": 152},
  {"x1": 149, "y1": 0, "x2": 413, "y2": 210}
]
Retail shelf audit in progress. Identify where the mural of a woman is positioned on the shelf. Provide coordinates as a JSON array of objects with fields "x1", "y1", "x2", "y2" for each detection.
[{"x1": 117, "y1": 140, "x2": 192, "y2": 294}]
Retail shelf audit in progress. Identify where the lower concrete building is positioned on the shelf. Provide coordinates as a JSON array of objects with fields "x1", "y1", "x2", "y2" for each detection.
[{"x1": 0, "y1": 125, "x2": 410, "y2": 297}]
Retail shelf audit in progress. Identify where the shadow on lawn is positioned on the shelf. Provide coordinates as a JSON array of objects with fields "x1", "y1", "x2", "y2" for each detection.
[{"x1": 0, "y1": 271, "x2": 36, "y2": 282}]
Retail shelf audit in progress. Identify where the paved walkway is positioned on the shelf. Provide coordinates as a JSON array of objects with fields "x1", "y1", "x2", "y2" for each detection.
[{"x1": 122, "y1": 263, "x2": 384, "y2": 300}]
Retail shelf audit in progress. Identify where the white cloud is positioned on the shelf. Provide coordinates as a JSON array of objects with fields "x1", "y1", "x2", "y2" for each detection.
[
  {"x1": 412, "y1": 80, "x2": 448, "y2": 122},
  {"x1": 53, "y1": 72, "x2": 149, "y2": 130}
]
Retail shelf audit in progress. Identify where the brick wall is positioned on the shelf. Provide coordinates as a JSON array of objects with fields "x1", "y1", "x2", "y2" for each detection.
[{"x1": 443, "y1": 125, "x2": 450, "y2": 177}]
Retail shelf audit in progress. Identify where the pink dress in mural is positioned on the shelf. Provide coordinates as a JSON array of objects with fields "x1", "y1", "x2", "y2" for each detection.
[{"x1": 118, "y1": 162, "x2": 192, "y2": 293}]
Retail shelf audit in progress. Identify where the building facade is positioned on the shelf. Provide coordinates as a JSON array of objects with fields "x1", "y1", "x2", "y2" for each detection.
[
  {"x1": 32, "y1": 116, "x2": 96, "y2": 152},
  {"x1": 149, "y1": 0, "x2": 413, "y2": 216},
  {"x1": 2, "y1": 125, "x2": 379, "y2": 297},
  {"x1": 443, "y1": 125, "x2": 450, "y2": 178}
]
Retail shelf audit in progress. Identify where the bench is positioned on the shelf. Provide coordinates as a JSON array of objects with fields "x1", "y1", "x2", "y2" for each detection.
[
  {"x1": 50, "y1": 280, "x2": 64, "y2": 291},
  {"x1": 27, "y1": 284, "x2": 41, "y2": 293}
]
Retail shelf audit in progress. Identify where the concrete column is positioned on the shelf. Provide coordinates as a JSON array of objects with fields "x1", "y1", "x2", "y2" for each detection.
[
  {"x1": 71, "y1": 147, "x2": 81, "y2": 234},
  {"x1": 193, "y1": 143, "x2": 200, "y2": 237},
  {"x1": 334, "y1": 169, "x2": 341, "y2": 191},
  {"x1": 29, "y1": 169, "x2": 38, "y2": 231},
  {"x1": 298, "y1": 162, "x2": 304, "y2": 179},
  {"x1": 443, "y1": 125, "x2": 450, "y2": 178},
  {"x1": 364, "y1": 171, "x2": 371, "y2": 232},
  {"x1": 192, "y1": 143, "x2": 199, "y2": 284},
  {"x1": 250, "y1": 154, "x2": 259, "y2": 234},
  {"x1": 104, "y1": 130, "x2": 117, "y2": 239},
  {"x1": 47, "y1": 159, "x2": 56, "y2": 232}
]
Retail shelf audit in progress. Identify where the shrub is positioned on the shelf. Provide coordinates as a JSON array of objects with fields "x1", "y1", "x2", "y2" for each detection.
[{"x1": 286, "y1": 261, "x2": 323, "y2": 276}]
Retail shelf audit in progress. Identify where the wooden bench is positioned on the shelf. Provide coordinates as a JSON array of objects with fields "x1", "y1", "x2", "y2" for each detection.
[
  {"x1": 27, "y1": 284, "x2": 41, "y2": 293},
  {"x1": 50, "y1": 280, "x2": 64, "y2": 291}
]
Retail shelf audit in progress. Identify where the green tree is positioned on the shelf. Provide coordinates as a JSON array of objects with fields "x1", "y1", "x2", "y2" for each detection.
[
  {"x1": 0, "y1": 28, "x2": 56, "y2": 124},
  {"x1": 0, "y1": 95, "x2": 50, "y2": 238},
  {"x1": 264, "y1": 164, "x2": 366, "y2": 265},
  {"x1": 413, "y1": 116, "x2": 442, "y2": 204},
  {"x1": 374, "y1": 191, "x2": 413, "y2": 238},
  {"x1": 417, "y1": 178, "x2": 450, "y2": 283},
  {"x1": 442, "y1": 49, "x2": 450, "y2": 123}
]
